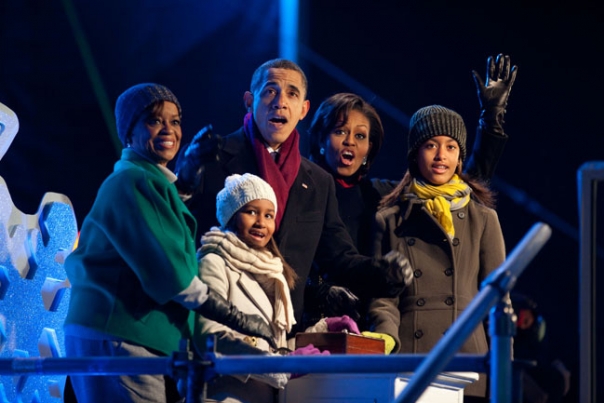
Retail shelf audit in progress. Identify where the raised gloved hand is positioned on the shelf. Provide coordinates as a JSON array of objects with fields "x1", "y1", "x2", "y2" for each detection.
[
  {"x1": 471, "y1": 54, "x2": 518, "y2": 135},
  {"x1": 175, "y1": 124, "x2": 222, "y2": 193},
  {"x1": 195, "y1": 288, "x2": 277, "y2": 349},
  {"x1": 372, "y1": 250, "x2": 413, "y2": 297},
  {"x1": 323, "y1": 284, "x2": 360, "y2": 321}
]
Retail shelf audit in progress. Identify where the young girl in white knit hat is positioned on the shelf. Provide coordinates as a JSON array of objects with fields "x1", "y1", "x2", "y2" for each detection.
[{"x1": 193, "y1": 173, "x2": 327, "y2": 403}]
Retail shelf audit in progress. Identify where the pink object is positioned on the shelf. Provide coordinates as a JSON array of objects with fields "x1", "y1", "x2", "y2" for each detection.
[
  {"x1": 325, "y1": 315, "x2": 361, "y2": 334},
  {"x1": 290, "y1": 343, "x2": 330, "y2": 356},
  {"x1": 289, "y1": 344, "x2": 329, "y2": 379}
]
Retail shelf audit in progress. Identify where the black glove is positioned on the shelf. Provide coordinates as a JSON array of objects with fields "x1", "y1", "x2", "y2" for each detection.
[
  {"x1": 195, "y1": 288, "x2": 277, "y2": 349},
  {"x1": 471, "y1": 54, "x2": 518, "y2": 135},
  {"x1": 322, "y1": 284, "x2": 361, "y2": 321},
  {"x1": 175, "y1": 125, "x2": 222, "y2": 194},
  {"x1": 372, "y1": 250, "x2": 414, "y2": 298}
]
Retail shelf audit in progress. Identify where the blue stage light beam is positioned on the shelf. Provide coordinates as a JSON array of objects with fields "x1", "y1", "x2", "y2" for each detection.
[{"x1": 280, "y1": 0, "x2": 299, "y2": 62}]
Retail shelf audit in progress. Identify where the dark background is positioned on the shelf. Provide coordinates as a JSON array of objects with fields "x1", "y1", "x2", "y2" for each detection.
[{"x1": 1, "y1": 1, "x2": 602, "y2": 401}]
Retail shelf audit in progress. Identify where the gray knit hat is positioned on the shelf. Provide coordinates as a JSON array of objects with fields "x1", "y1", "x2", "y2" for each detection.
[
  {"x1": 408, "y1": 105, "x2": 467, "y2": 161},
  {"x1": 114, "y1": 83, "x2": 182, "y2": 147},
  {"x1": 216, "y1": 173, "x2": 278, "y2": 228}
]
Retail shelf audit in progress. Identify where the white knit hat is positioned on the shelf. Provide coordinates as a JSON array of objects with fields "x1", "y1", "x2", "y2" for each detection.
[{"x1": 216, "y1": 173, "x2": 278, "y2": 228}]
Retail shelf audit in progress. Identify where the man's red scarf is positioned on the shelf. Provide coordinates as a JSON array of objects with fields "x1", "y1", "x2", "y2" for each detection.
[{"x1": 243, "y1": 113, "x2": 300, "y2": 230}]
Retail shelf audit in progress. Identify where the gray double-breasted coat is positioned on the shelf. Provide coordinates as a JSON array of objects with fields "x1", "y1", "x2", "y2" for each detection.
[{"x1": 368, "y1": 197, "x2": 506, "y2": 396}]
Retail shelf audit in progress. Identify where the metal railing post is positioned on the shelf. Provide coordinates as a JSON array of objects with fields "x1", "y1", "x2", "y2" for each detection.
[{"x1": 489, "y1": 298, "x2": 516, "y2": 403}]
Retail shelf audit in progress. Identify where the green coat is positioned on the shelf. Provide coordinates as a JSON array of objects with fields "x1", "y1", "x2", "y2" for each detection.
[
  {"x1": 368, "y1": 197, "x2": 505, "y2": 396},
  {"x1": 64, "y1": 149, "x2": 198, "y2": 355}
]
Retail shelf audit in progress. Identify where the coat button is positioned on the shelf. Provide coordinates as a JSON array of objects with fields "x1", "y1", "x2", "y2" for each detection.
[
  {"x1": 457, "y1": 212, "x2": 466, "y2": 219},
  {"x1": 416, "y1": 298, "x2": 426, "y2": 306},
  {"x1": 407, "y1": 238, "x2": 416, "y2": 246},
  {"x1": 414, "y1": 330, "x2": 424, "y2": 339},
  {"x1": 445, "y1": 297, "x2": 455, "y2": 306},
  {"x1": 452, "y1": 238, "x2": 460, "y2": 246},
  {"x1": 444, "y1": 268, "x2": 454, "y2": 276},
  {"x1": 414, "y1": 269, "x2": 422, "y2": 278}
]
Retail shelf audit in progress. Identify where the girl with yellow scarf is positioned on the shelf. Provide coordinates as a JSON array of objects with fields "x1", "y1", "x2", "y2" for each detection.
[{"x1": 368, "y1": 105, "x2": 506, "y2": 403}]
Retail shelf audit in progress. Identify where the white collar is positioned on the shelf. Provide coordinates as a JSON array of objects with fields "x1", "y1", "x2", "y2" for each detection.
[{"x1": 157, "y1": 164, "x2": 177, "y2": 183}]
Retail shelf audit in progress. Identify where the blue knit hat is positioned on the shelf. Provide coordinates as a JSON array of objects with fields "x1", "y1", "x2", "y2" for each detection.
[
  {"x1": 114, "y1": 83, "x2": 181, "y2": 147},
  {"x1": 408, "y1": 105, "x2": 467, "y2": 161}
]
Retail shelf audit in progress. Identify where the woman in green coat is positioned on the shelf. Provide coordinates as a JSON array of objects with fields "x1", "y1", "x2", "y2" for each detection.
[{"x1": 64, "y1": 83, "x2": 273, "y2": 403}]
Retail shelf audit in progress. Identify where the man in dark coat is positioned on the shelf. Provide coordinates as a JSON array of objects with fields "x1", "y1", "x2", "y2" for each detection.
[{"x1": 175, "y1": 58, "x2": 412, "y2": 334}]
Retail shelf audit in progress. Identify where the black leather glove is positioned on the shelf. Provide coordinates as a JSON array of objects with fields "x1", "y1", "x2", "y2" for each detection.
[
  {"x1": 372, "y1": 250, "x2": 414, "y2": 298},
  {"x1": 175, "y1": 124, "x2": 222, "y2": 194},
  {"x1": 195, "y1": 288, "x2": 277, "y2": 349},
  {"x1": 322, "y1": 284, "x2": 361, "y2": 321},
  {"x1": 471, "y1": 54, "x2": 518, "y2": 135}
]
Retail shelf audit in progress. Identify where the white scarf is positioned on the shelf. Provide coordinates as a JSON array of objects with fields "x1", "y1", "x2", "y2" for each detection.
[{"x1": 199, "y1": 228, "x2": 295, "y2": 333}]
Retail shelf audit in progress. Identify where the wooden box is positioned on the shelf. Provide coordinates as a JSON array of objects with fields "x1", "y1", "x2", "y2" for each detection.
[{"x1": 295, "y1": 332, "x2": 385, "y2": 355}]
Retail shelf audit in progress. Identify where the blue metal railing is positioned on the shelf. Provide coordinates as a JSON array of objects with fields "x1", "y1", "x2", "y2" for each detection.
[{"x1": 0, "y1": 222, "x2": 551, "y2": 403}]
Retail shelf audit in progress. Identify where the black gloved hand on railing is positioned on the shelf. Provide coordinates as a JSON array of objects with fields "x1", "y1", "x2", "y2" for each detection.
[
  {"x1": 175, "y1": 124, "x2": 222, "y2": 194},
  {"x1": 471, "y1": 54, "x2": 518, "y2": 135},
  {"x1": 195, "y1": 288, "x2": 277, "y2": 349}
]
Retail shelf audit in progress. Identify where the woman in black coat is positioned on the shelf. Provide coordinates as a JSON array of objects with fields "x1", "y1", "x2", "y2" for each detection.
[{"x1": 304, "y1": 54, "x2": 517, "y2": 331}]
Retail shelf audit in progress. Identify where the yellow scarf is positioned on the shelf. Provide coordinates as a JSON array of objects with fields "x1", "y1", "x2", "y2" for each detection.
[{"x1": 405, "y1": 174, "x2": 472, "y2": 238}]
